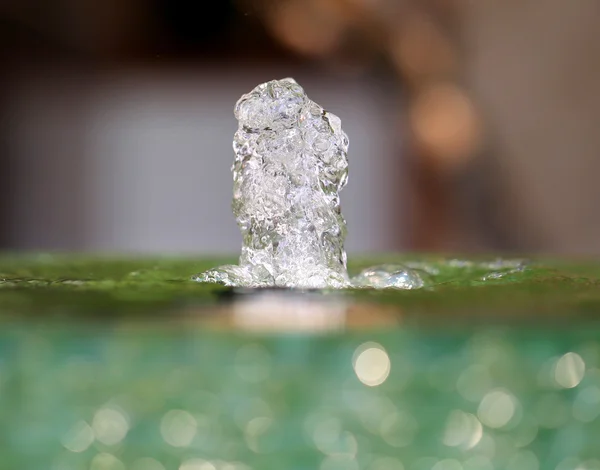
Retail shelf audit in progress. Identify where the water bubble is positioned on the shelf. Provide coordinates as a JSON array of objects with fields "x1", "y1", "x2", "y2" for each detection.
[{"x1": 352, "y1": 265, "x2": 426, "y2": 289}]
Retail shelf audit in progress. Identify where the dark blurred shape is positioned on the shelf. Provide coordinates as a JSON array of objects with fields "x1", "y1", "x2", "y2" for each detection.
[
  {"x1": 154, "y1": 0, "x2": 236, "y2": 51},
  {"x1": 2, "y1": 0, "x2": 600, "y2": 255}
]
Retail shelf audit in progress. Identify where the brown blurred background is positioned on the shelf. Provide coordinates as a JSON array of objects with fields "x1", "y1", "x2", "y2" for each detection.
[{"x1": 1, "y1": 0, "x2": 599, "y2": 256}]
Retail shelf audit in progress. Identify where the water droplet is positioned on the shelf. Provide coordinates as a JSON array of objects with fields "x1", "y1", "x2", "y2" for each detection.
[{"x1": 352, "y1": 265, "x2": 426, "y2": 289}]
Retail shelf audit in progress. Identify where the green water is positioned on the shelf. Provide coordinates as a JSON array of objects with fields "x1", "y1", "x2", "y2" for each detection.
[{"x1": 2, "y1": 255, "x2": 600, "y2": 469}]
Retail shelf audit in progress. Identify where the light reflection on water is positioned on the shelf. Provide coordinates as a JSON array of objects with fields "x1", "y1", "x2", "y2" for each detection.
[{"x1": 2, "y1": 294, "x2": 600, "y2": 469}]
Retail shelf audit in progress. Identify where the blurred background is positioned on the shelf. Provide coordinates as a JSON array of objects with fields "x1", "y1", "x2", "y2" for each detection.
[{"x1": 1, "y1": 0, "x2": 599, "y2": 256}]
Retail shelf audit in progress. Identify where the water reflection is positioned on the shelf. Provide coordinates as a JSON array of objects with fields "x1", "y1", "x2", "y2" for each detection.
[{"x1": 200, "y1": 289, "x2": 401, "y2": 332}]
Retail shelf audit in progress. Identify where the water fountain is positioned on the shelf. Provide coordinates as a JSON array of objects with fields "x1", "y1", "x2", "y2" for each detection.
[
  {"x1": 194, "y1": 78, "x2": 526, "y2": 290},
  {"x1": 194, "y1": 78, "x2": 426, "y2": 289}
]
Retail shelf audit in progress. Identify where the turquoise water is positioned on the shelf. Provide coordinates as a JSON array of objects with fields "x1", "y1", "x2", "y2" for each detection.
[{"x1": 3, "y1": 320, "x2": 600, "y2": 470}]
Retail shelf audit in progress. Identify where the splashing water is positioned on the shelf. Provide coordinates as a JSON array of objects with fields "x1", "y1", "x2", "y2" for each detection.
[
  {"x1": 193, "y1": 78, "x2": 527, "y2": 290},
  {"x1": 195, "y1": 78, "x2": 350, "y2": 288}
]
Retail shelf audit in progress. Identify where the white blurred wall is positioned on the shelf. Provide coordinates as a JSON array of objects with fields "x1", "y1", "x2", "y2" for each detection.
[{"x1": 7, "y1": 68, "x2": 405, "y2": 254}]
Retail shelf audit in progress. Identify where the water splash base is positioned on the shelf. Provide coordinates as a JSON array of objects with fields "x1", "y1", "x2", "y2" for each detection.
[{"x1": 194, "y1": 78, "x2": 526, "y2": 289}]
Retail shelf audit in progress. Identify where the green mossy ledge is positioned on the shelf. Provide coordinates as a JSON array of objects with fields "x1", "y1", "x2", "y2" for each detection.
[{"x1": 1, "y1": 254, "x2": 599, "y2": 321}]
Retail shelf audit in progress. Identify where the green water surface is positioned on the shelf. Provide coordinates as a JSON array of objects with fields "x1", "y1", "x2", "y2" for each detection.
[{"x1": 1, "y1": 255, "x2": 600, "y2": 470}]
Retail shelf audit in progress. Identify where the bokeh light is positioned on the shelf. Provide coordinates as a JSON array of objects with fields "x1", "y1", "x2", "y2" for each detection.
[
  {"x1": 477, "y1": 389, "x2": 518, "y2": 429},
  {"x1": 6, "y1": 324, "x2": 600, "y2": 468},
  {"x1": 554, "y1": 352, "x2": 586, "y2": 389},
  {"x1": 61, "y1": 420, "x2": 94, "y2": 453},
  {"x1": 92, "y1": 406, "x2": 129, "y2": 446},
  {"x1": 160, "y1": 410, "x2": 197, "y2": 447},
  {"x1": 352, "y1": 342, "x2": 391, "y2": 386}
]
